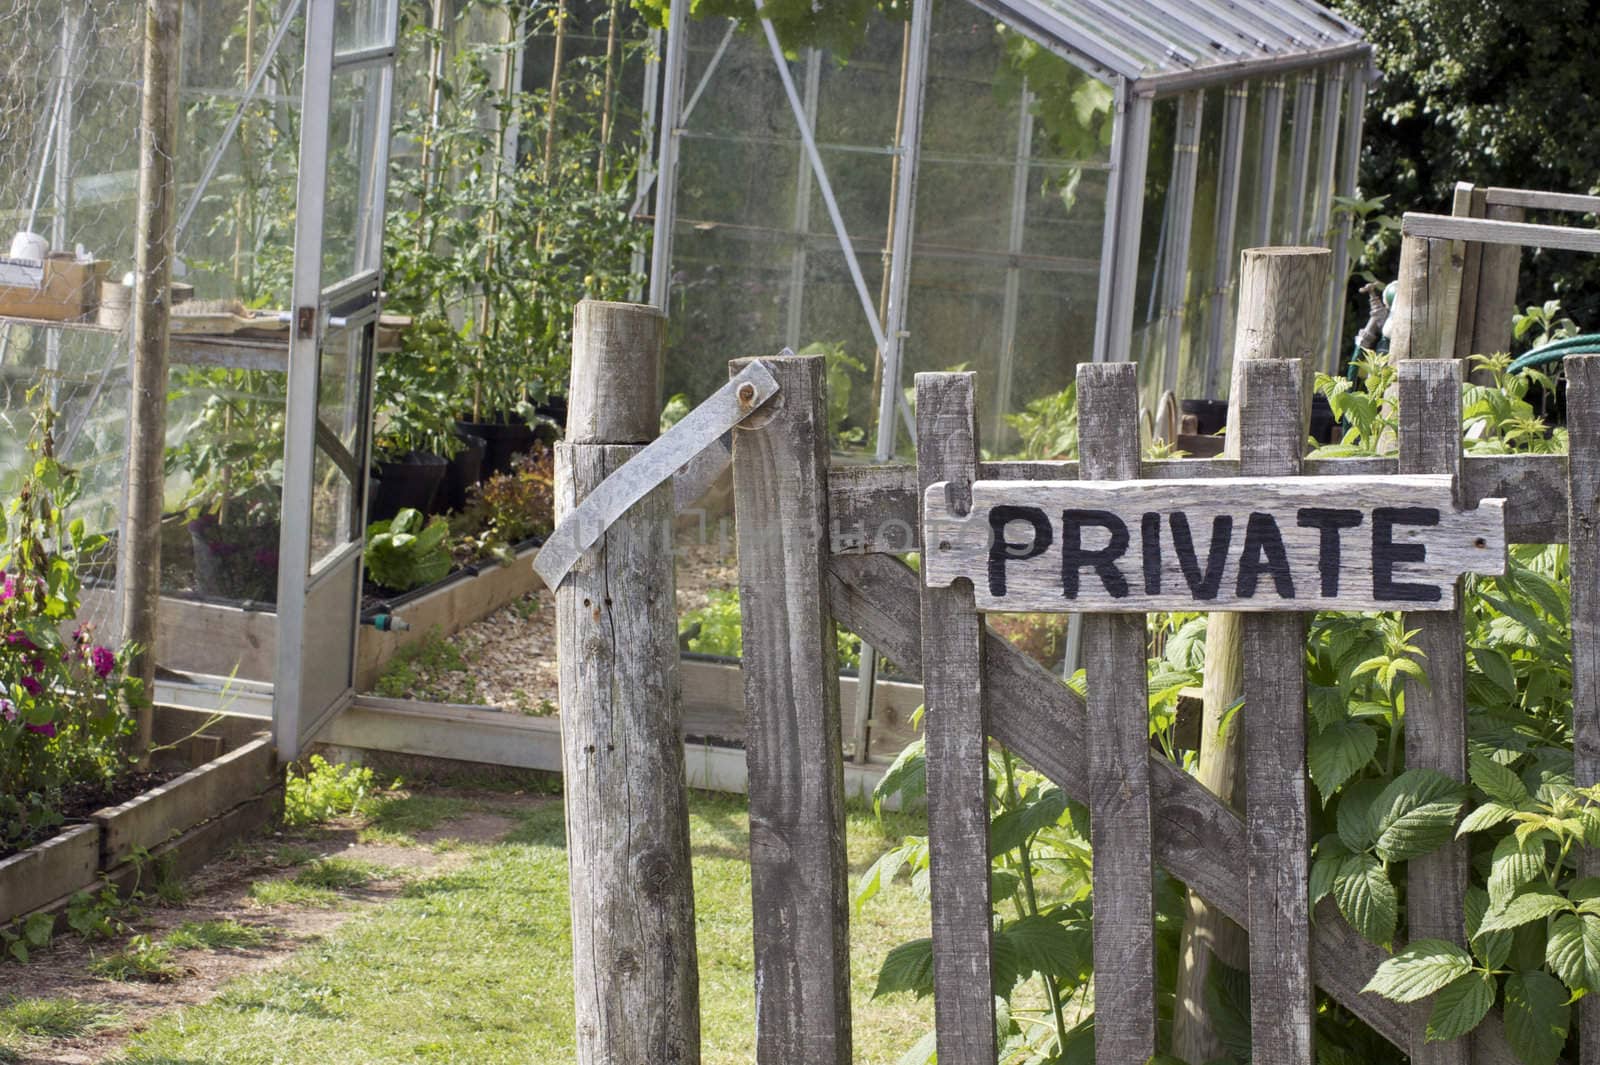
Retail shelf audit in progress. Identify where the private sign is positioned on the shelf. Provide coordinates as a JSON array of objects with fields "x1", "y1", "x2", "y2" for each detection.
[{"x1": 921, "y1": 474, "x2": 1507, "y2": 613}]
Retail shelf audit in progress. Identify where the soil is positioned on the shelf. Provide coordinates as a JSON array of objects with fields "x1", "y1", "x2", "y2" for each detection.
[
  {"x1": 2, "y1": 771, "x2": 178, "y2": 862},
  {"x1": 3, "y1": 793, "x2": 546, "y2": 1065}
]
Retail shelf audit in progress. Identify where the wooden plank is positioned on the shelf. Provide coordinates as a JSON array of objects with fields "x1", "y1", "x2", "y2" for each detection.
[
  {"x1": 831, "y1": 453, "x2": 1565, "y2": 556},
  {"x1": 1472, "y1": 202, "x2": 1527, "y2": 358},
  {"x1": 1484, "y1": 187, "x2": 1600, "y2": 215},
  {"x1": 556, "y1": 439, "x2": 700, "y2": 1065},
  {"x1": 824, "y1": 552, "x2": 1535, "y2": 1065},
  {"x1": 0, "y1": 823, "x2": 101, "y2": 924},
  {"x1": 922, "y1": 474, "x2": 1505, "y2": 612},
  {"x1": 1236, "y1": 359, "x2": 1314, "y2": 1063},
  {"x1": 730, "y1": 354, "x2": 852, "y2": 1065},
  {"x1": 1076, "y1": 362, "x2": 1156, "y2": 1062},
  {"x1": 1390, "y1": 234, "x2": 1465, "y2": 366},
  {"x1": 1451, "y1": 183, "x2": 1486, "y2": 360},
  {"x1": 914, "y1": 372, "x2": 995, "y2": 1065},
  {"x1": 1395, "y1": 372, "x2": 1474, "y2": 1064},
  {"x1": 92, "y1": 737, "x2": 277, "y2": 867},
  {"x1": 1402, "y1": 211, "x2": 1600, "y2": 254},
  {"x1": 1566, "y1": 354, "x2": 1600, "y2": 1065}
]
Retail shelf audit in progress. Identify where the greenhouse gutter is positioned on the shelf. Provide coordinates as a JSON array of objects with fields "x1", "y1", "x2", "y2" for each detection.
[{"x1": 1132, "y1": 41, "x2": 1372, "y2": 96}]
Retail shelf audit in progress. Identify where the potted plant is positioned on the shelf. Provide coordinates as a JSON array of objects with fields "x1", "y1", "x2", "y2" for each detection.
[
  {"x1": 165, "y1": 368, "x2": 285, "y2": 603},
  {"x1": 370, "y1": 318, "x2": 463, "y2": 521}
]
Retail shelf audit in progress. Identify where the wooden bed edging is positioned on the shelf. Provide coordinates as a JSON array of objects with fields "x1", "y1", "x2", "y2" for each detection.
[
  {"x1": 824, "y1": 551, "x2": 1529, "y2": 1065},
  {"x1": 0, "y1": 736, "x2": 282, "y2": 928}
]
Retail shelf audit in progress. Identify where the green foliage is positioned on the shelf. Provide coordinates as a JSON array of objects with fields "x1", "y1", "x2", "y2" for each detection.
[
  {"x1": 385, "y1": 3, "x2": 643, "y2": 422},
  {"x1": 164, "y1": 368, "x2": 285, "y2": 525},
  {"x1": 798, "y1": 341, "x2": 869, "y2": 449},
  {"x1": 373, "y1": 629, "x2": 482, "y2": 704},
  {"x1": 365, "y1": 509, "x2": 454, "y2": 593},
  {"x1": 0, "y1": 408, "x2": 141, "y2": 853},
  {"x1": 164, "y1": 920, "x2": 271, "y2": 952},
  {"x1": 291, "y1": 858, "x2": 385, "y2": 891},
  {"x1": 87, "y1": 934, "x2": 179, "y2": 983},
  {"x1": 678, "y1": 587, "x2": 862, "y2": 670},
  {"x1": 454, "y1": 447, "x2": 556, "y2": 558},
  {"x1": 283, "y1": 756, "x2": 376, "y2": 827},
  {"x1": 373, "y1": 319, "x2": 466, "y2": 459},
  {"x1": 1001, "y1": 383, "x2": 1078, "y2": 461},
  {"x1": 1331, "y1": 0, "x2": 1600, "y2": 329}
]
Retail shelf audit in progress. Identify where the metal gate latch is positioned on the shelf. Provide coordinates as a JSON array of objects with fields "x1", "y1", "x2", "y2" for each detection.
[{"x1": 532, "y1": 359, "x2": 781, "y2": 590}]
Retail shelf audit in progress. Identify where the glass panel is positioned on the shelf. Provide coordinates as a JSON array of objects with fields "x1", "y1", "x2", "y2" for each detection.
[
  {"x1": 322, "y1": 65, "x2": 389, "y2": 285},
  {"x1": 309, "y1": 323, "x2": 367, "y2": 570},
  {"x1": 335, "y1": 0, "x2": 397, "y2": 54}
]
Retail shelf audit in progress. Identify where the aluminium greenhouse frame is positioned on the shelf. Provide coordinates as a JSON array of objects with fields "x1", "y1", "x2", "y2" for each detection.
[{"x1": 644, "y1": 0, "x2": 1373, "y2": 460}]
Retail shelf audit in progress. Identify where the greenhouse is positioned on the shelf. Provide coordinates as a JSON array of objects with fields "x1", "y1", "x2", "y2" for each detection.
[{"x1": 644, "y1": 0, "x2": 1371, "y2": 455}]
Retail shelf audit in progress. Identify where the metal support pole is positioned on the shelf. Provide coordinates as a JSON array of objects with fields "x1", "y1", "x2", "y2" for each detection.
[
  {"x1": 1308, "y1": 65, "x2": 1345, "y2": 246},
  {"x1": 784, "y1": 48, "x2": 823, "y2": 351},
  {"x1": 1284, "y1": 72, "x2": 1316, "y2": 243},
  {"x1": 990, "y1": 80, "x2": 1036, "y2": 451},
  {"x1": 853, "y1": 0, "x2": 931, "y2": 765},
  {"x1": 1160, "y1": 90, "x2": 1203, "y2": 397},
  {"x1": 647, "y1": 2, "x2": 688, "y2": 310},
  {"x1": 755, "y1": 7, "x2": 888, "y2": 361},
  {"x1": 1326, "y1": 62, "x2": 1368, "y2": 370},
  {"x1": 1204, "y1": 84, "x2": 1247, "y2": 399},
  {"x1": 1093, "y1": 83, "x2": 1153, "y2": 364},
  {"x1": 1252, "y1": 77, "x2": 1284, "y2": 247},
  {"x1": 628, "y1": 27, "x2": 662, "y2": 298}
]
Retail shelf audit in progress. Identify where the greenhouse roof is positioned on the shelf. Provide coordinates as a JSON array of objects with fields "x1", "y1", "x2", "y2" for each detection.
[{"x1": 974, "y1": 0, "x2": 1369, "y2": 93}]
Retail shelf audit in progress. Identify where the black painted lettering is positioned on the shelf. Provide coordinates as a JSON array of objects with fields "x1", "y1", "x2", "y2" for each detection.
[
  {"x1": 1373, "y1": 506, "x2": 1441, "y2": 603},
  {"x1": 986, "y1": 505, "x2": 1053, "y2": 598},
  {"x1": 1141, "y1": 512, "x2": 1161, "y2": 595},
  {"x1": 1297, "y1": 508, "x2": 1364, "y2": 597},
  {"x1": 1061, "y1": 510, "x2": 1129, "y2": 598},
  {"x1": 1236, "y1": 512, "x2": 1295, "y2": 598},
  {"x1": 1169, "y1": 513, "x2": 1232, "y2": 600}
]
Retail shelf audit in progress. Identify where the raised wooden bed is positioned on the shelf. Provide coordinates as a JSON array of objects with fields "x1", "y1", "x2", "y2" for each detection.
[
  {"x1": 80, "y1": 544, "x2": 542, "y2": 687},
  {"x1": 0, "y1": 728, "x2": 281, "y2": 928}
]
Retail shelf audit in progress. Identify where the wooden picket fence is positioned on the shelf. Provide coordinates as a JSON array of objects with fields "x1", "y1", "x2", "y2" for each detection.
[{"x1": 723, "y1": 324, "x2": 1591, "y2": 1065}]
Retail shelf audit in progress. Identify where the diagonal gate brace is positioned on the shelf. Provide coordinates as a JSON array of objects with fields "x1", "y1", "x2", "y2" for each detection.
[{"x1": 532, "y1": 359, "x2": 781, "y2": 590}]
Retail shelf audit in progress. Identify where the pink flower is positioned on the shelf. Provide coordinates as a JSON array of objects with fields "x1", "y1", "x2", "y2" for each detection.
[
  {"x1": 29, "y1": 657, "x2": 43, "y2": 674},
  {"x1": 0, "y1": 574, "x2": 13, "y2": 601},
  {"x1": 20, "y1": 676, "x2": 39, "y2": 695},
  {"x1": 5, "y1": 631, "x2": 35, "y2": 652},
  {"x1": 25, "y1": 721, "x2": 55, "y2": 738},
  {"x1": 0, "y1": 699, "x2": 14, "y2": 722},
  {"x1": 91, "y1": 646, "x2": 115, "y2": 679},
  {"x1": 72, "y1": 623, "x2": 90, "y2": 645}
]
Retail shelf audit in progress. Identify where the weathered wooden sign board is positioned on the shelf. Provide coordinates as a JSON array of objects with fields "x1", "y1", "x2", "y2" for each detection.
[{"x1": 922, "y1": 474, "x2": 1506, "y2": 612}]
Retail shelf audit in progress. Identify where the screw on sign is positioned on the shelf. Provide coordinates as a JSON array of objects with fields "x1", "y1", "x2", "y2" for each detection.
[{"x1": 922, "y1": 474, "x2": 1507, "y2": 613}]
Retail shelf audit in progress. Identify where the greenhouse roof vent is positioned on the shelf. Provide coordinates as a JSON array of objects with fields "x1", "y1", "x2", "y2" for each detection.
[{"x1": 972, "y1": 0, "x2": 1369, "y2": 94}]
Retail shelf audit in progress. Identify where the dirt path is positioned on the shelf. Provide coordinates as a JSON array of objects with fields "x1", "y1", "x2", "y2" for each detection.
[{"x1": 3, "y1": 796, "x2": 543, "y2": 1064}]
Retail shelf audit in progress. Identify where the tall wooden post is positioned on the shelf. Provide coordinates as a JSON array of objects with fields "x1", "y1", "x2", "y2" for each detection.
[
  {"x1": 556, "y1": 300, "x2": 700, "y2": 1065},
  {"x1": 732, "y1": 353, "x2": 853, "y2": 1064},
  {"x1": 1172, "y1": 246, "x2": 1328, "y2": 1061},
  {"x1": 121, "y1": 0, "x2": 182, "y2": 763}
]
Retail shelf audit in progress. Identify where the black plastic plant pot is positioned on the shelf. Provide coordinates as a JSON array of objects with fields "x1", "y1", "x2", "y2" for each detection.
[
  {"x1": 533, "y1": 395, "x2": 568, "y2": 445},
  {"x1": 1180, "y1": 398, "x2": 1229, "y2": 436},
  {"x1": 440, "y1": 432, "x2": 487, "y2": 514},
  {"x1": 188, "y1": 514, "x2": 280, "y2": 604},
  {"x1": 455, "y1": 414, "x2": 536, "y2": 478},
  {"x1": 370, "y1": 451, "x2": 448, "y2": 523}
]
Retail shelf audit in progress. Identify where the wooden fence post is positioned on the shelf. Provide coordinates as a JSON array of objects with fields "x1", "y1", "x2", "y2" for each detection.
[
  {"x1": 1392, "y1": 229, "x2": 1472, "y2": 1065},
  {"x1": 1566, "y1": 354, "x2": 1600, "y2": 1064},
  {"x1": 1174, "y1": 246, "x2": 1327, "y2": 1062},
  {"x1": 1237, "y1": 358, "x2": 1313, "y2": 1063},
  {"x1": 121, "y1": 0, "x2": 182, "y2": 764},
  {"x1": 556, "y1": 300, "x2": 700, "y2": 1065},
  {"x1": 731, "y1": 353, "x2": 853, "y2": 1065},
  {"x1": 1076, "y1": 362, "x2": 1156, "y2": 1062},
  {"x1": 915, "y1": 372, "x2": 995, "y2": 1065}
]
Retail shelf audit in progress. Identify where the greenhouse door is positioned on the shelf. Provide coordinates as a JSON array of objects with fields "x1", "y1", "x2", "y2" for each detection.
[{"x1": 274, "y1": 0, "x2": 398, "y2": 759}]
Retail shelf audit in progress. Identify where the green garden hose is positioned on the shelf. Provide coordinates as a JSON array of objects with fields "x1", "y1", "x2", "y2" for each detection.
[{"x1": 1507, "y1": 333, "x2": 1600, "y2": 373}]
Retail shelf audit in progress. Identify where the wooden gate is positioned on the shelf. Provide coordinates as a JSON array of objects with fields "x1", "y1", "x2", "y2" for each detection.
[{"x1": 726, "y1": 335, "x2": 1594, "y2": 1062}]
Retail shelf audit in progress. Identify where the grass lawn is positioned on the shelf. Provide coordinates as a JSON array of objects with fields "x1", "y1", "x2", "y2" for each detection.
[{"x1": 112, "y1": 791, "x2": 932, "y2": 1064}]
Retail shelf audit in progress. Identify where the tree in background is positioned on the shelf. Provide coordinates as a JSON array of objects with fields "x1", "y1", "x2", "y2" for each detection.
[{"x1": 1334, "y1": 0, "x2": 1600, "y2": 330}]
